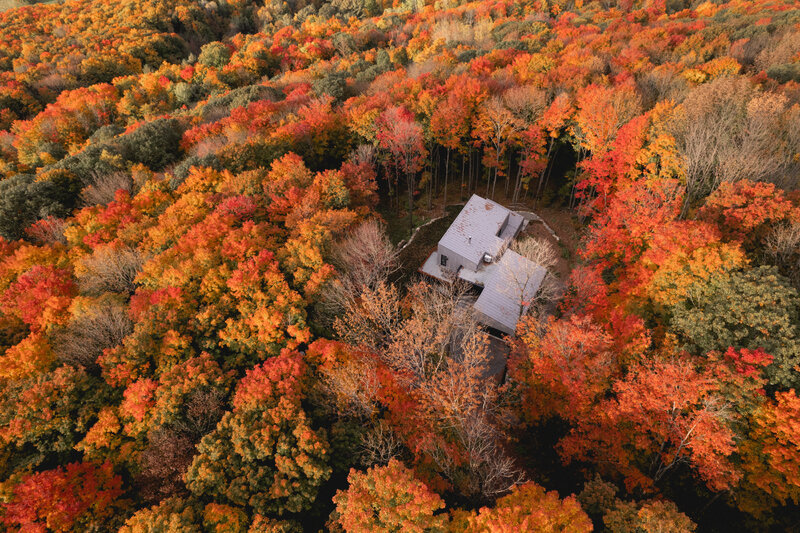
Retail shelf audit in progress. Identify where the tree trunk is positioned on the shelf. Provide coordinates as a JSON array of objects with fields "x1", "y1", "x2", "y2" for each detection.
[
  {"x1": 427, "y1": 175, "x2": 432, "y2": 211},
  {"x1": 536, "y1": 138, "x2": 555, "y2": 200},
  {"x1": 460, "y1": 152, "x2": 466, "y2": 201},
  {"x1": 407, "y1": 172, "x2": 414, "y2": 237},
  {"x1": 512, "y1": 163, "x2": 523, "y2": 204},
  {"x1": 428, "y1": 145, "x2": 435, "y2": 210},
  {"x1": 536, "y1": 142, "x2": 559, "y2": 208},
  {"x1": 467, "y1": 149, "x2": 474, "y2": 194},
  {"x1": 504, "y1": 153, "x2": 512, "y2": 198},
  {"x1": 443, "y1": 147, "x2": 450, "y2": 210},
  {"x1": 569, "y1": 148, "x2": 585, "y2": 211}
]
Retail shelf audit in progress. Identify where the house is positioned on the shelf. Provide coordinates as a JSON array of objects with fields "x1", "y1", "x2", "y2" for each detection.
[{"x1": 419, "y1": 194, "x2": 547, "y2": 337}]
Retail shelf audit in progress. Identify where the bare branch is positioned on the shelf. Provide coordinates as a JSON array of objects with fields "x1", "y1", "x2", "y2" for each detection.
[
  {"x1": 81, "y1": 171, "x2": 133, "y2": 206},
  {"x1": 53, "y1": 299, "x2": 133, "y2": 370},
  {"x1": 319, "y1": 350, "x2": 381, "y2": 420},
  {"x1": 764, "y1": 222, "x2": 800, "y2": 287},
  {"x1": 361, "y1": 420, "x2": 404, "y2": 467},
  {"x1": 76, "y1": 245, "x2": 145, "y2": 295}
]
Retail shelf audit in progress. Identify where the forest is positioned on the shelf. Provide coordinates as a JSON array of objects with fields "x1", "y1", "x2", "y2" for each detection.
[{"x1": 0, "y1": 0, "x2": 798, "y2": 530}]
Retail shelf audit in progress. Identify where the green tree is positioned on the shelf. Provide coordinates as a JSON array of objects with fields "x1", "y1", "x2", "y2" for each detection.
[
  {"x1": 185, "y1": 353, "x2": 330, "y2": 515},
  {"x1": 0, "y1": 173, "x2": 78, "y2": 241},
  {"x1": 198, "y1": 42, "x2": 232, "y2": 68},
  {"x1": 0, "y1": 366, "x2": 110, "y2": 475},
  {"x1": 669, "y1": 266, "x2": 800, "y2": 389},
  {"x1": 119, "y1": 118, "x2": 184, "y2": 170}
]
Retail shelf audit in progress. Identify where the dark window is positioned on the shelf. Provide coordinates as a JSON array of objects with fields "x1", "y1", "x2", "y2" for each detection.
[{"x1": 440, "y1": 254, "x2": 448, "y2": 267}]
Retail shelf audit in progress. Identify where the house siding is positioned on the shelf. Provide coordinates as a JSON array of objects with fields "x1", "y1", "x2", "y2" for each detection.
[{"x1": 438, "y1": 243, "x2": 478, "y2": 273}]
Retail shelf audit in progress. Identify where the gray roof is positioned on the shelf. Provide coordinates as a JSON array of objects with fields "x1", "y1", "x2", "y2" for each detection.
[
  {"x1": 420, "y1": 195, "x2": 545, "y2": 337},
  {"x1": 473, "y1": 250, "x2": 547, "y2": 335},
  {"x1": 438, "y1": 195, "x2": 510, "y2": 265}
]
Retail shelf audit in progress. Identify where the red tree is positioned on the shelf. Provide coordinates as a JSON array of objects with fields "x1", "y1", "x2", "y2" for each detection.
[
  {"x1": 3, "y1": 461, "x2": 125, "y2": 532},
  {"x1": 376, "y1": 106, "x2": 427, "y2": 236},
  {"x1": 561, "y1": 359, "x2": 740, "y2": 492}
]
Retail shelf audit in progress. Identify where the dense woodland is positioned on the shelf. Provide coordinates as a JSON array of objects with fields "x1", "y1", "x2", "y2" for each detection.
[{"x1": 0, "y1": 0, "x2": 798, "y2": 530}]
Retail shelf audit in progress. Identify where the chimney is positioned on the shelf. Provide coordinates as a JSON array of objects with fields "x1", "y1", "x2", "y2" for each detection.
[{"x1": 468, "y1": 236, "x2": 472, "y2": 244}]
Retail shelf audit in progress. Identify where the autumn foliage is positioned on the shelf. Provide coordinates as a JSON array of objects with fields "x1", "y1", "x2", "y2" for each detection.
[
  {"x1": 0, "y1": 0, "x2": 798, "y2": 529},
  {"x1": 3, "y1": 461, "x2": 124, "y2": 532},
  {"x1": 333, "y1": 459, "x2": 447, "y2": 533}
]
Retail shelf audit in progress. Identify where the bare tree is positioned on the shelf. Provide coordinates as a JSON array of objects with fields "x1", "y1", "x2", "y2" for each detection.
[
  {"x1": 386, "y1": 281, "x2": 523, "y2": 498},
  {"x1": 322, "y1": 219, "x2": 398, "y2": 327},
  {"x1": 330, "y1": 275, "x2": 523, "y2": 499},
  {"x1": 668, "y1": 77, "x2": 800, "y2": 208},
  {"x1": 333, "y1": 219, "x2": 398, "y2": 293},
  {"x1": 383, "y1": 280, "x2": 476, "y2": 382},
  {"x1": 76, "y1": 245, "x2": 145, "y2": 295},
  {"x1": 137, "y1": 428, "x2": 196, "y2": 502},
  {"x1": 667, "y1": 78, "x2": 751, "y2": 205},
  {"x1": 719, "y1": 92, "x2": 800, "y2": 189},
  {"x1": 755, "y1": 30, "x2": 800, "y2": 72},
  {"x1": 318, "y1": 348, "x2": 381, "y2": 420},
  {"x1": 53, "y1": 299, "x2": 133, "y2": 370},
  {"x1": 361, "y1": 420, "x2": 404, "y2": 466},
  {"x1": 349, "y1": 144, "x2": 377, "y2": 168},
  {"x1": 419, "y1": 324, "x2": 524, "y2": 499},
  {"x1": 636, "y1": 68, "x2": 688, "y2": 109},
  {"x1": 173, "y1": 388, "x2": 227, "y2": 439},
  {"x1": 503, "y1": 85, "x2": 547, "y2": 125},
  {"x1": 25, "y1": 216, "x2": 67, "y2": 245},
  {"x1": 730, "y1": 32, "x2": 771, "y2": 67},
  {"x1": 512, "y1": 235, "x2": 558, "y2": 270},
  {"x1": 81, "y1": 171, "x2": 133, "y2": 206},
  {"x1": 333, "y1": 281, "x2": 403, "y2": 354},
  {"x1": 765, "y1": 222, "x2": 800, "y2": 288},
  {"x1": 431, "y1": 17, "x2": 492, "y2": 48}
]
